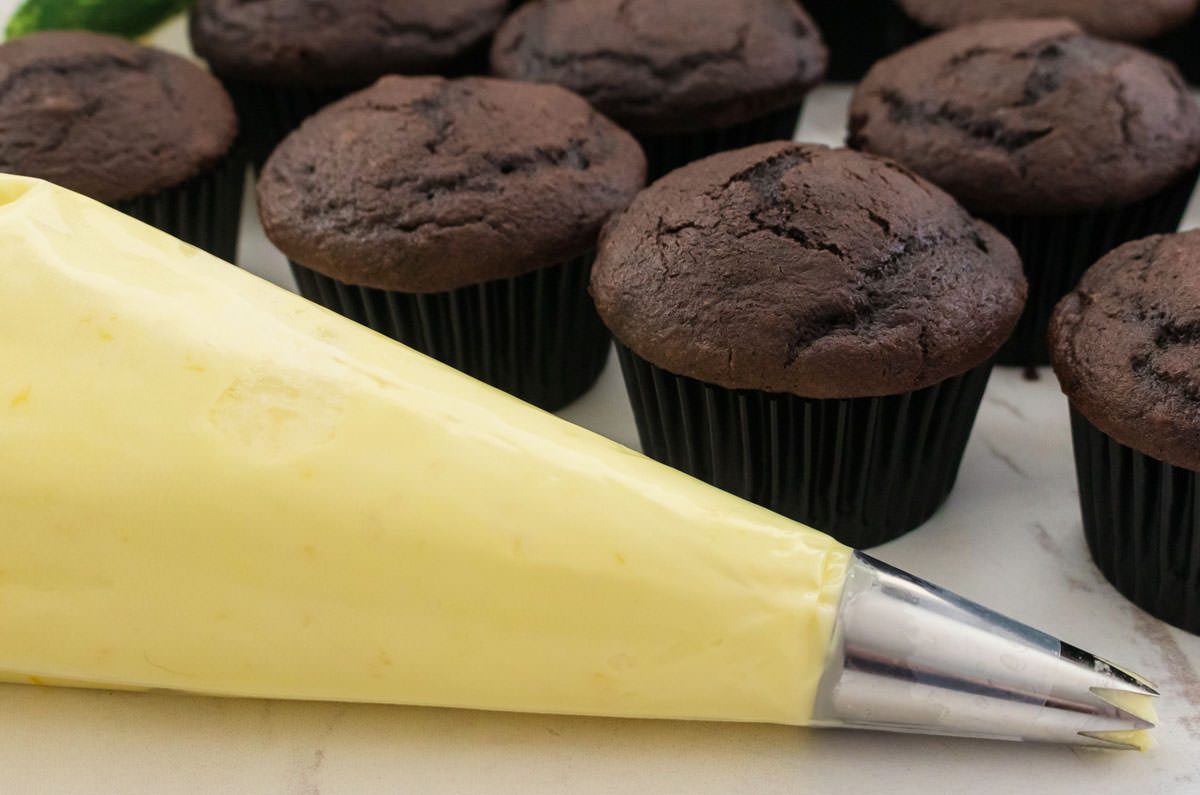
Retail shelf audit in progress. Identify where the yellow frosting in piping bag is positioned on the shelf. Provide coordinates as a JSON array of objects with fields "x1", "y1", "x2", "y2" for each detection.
[{"x1": 0, "y1": 176, "x2": 850, "y2": 725}]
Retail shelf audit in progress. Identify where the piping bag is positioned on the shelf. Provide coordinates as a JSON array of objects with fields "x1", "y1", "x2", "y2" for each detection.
[{"x1": 0, "y1": 176, "x2": 1156, "y2": 750}]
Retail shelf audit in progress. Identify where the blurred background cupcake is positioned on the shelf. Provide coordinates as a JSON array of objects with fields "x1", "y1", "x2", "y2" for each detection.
[
  {"x1": 1050, "y1": 230, "x2": 1200, "y2": 636},
  {"x1": 892, "y1": 0, "x2": 1198, "y2": 43},
  {"x1": 890, "y1": 0, "x2": 1200, "y2": 90},
  {"x1": 590, "y1": 142, "x2": 1026, "y2": 547},
  {"x1": 848, "y1": 19, "x2": 1200, "y2": 367},
  {"x1": 0, "y1": 30, "x2": 242, "y2": 261},
  {"x1": 189, "y1": 0, "x2": 508, "y2": 168},
  {"x1": 491, "y1": 0, "x2": 827, "y2": 181},
  {"x1": 257, "y1": 76, "x2": 645, "y2": 411}
]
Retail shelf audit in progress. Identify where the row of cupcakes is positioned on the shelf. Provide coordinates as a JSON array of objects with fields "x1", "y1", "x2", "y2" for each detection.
[
  {"x1": 1, "y1": 7, "x2": 1198, "y2": 631},
  {"x1": 185, "y1": 0, "x2": 1200, "y2": 150},
  {"x1": 245, "y1": 16, "x2": 1200, "y2": 635},
  {"x1": 4, "y1": 4, "x2": 1198, "y2": 325},
  {"x1": 0, "y1": 0, "x2": 833, "y2": 264},
  {"x1": 5, "y1": 10, "x2": 1199, "y2": 368},
  {"x1": 252, "y1": 68, "x2": 1199, "y2": 634},
  {"x1": 187, "y1": 0, "x2": 1200, "y2": 175},
  {"x1": 193, "y1": 0, "x2": 831, "y2": 179}
]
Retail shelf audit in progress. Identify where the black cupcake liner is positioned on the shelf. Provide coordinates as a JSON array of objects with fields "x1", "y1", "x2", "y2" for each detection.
[
  {"x1": 637, "y1": 104, "x2": 802, "y2": 183},
  {"x1": 291, "y1": 253, "x2": 610, "y2": 412},
  {"x1": 803, "y1": 0, "x2": 919, "y2": 81},
  {"x1": 1147, "y1": 14, "x2": 1200, "y2": 87},
  {"x1": 1070, "y1": 409, "x2": 1200, "y2": 635},
  {"x1": 220, "y1": 79, "x2": 352, "y2": 170},
  {"x1": 615, "y1": 344, "x2": 993, "y2": 547},
  {"x1": 986, "y1": 168, "x2": 1199, "y2": 367},
  {"x1": 112, "y1": 152, "x2": 244, "y2": 263}
]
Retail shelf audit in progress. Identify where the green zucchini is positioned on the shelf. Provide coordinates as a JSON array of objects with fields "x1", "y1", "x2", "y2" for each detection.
[{"x1": 6, "y1": 0, "x2": 192, "y2": 40}]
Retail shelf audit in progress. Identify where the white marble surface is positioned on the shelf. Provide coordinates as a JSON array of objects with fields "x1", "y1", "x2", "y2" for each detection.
[{"x1": 3, "y1": 49, "x2": 1200, "y2": 792}]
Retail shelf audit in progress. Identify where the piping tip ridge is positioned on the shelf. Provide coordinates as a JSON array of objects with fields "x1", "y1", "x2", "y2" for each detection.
[
  {"x1": 1088, "y1": 688, "x2": 1158, "y2": 730},
  {"x1": 812, "y1": 553, "x2": 1160, "y2": 749},
  {"x1": 1061, "y1": 642, "x2": 1159, "y2": 695},
  {"x1": 1077, "y1": 732, "x2": 1147, "y2": 752}
]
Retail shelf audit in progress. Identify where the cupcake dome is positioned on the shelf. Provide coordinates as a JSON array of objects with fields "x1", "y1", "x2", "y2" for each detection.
[
  {"x1": 895, "y1": 0, "x2": 1198, "y2": 42},
  {"x1": 592, "y1": 141, "x2": 1024, "y2": 544},
  {"x1": 257, "y1": 75, "x2": 644, "y2": 411},
  {"x1": 1051, "y1": 231, "x2": 1200, "y2": 472},
  {"x1": 0, "y1": 30, "x2": 236, "y2": 204},
  {"x1": 190, "y1": 0, "x2": 509, "y2": 86},
  {"x1": 592, "y1": 142, "x2": 1025, "y2": 399},
  {"x1": 490, "y1": 0, "x2": 827, "y2": 135},
  {"x1": 848, "y1": 19, "x2": 1200, "y2": 215},
  {"x1": 849, "y1": 18, "x2": 1200, "y2": 367},
  {"x1": 258, "y1": 76, "x2": 645, "y2": 293}
]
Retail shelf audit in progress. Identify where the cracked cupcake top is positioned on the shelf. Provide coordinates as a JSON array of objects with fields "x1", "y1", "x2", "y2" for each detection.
[
  {"x1": 896, "y1": 0, "x2": 1198, "y2": 42},
  {"x1": 590, "y1": 142, "x2": 1026, "y2": 398},
  {"x1": 190, "y1": 0, "x2": 508, "y2": 86},
  {"x1": 0, "y1": 31, "x2": 237, "y2": 204},
  {"x1": 490, "y1": 0, "x2": 827, "y2": 135},
  {"x1": 848, "y1": 19, "x2": 1200, "y2": 215},
  {"x1": 257, "y1": 76, "x2": 646, "y2": 293},
  {"x1": 1051, "y1": 231, "x2": 1200, "y2": 471}
]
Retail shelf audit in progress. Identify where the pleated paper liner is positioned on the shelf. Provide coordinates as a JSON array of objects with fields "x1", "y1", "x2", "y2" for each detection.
[
  {"x1": 1070, "y1": 409, "x2": 1200, "y2": 635},
  {"x1": 220, "y1": 79, "x2": 351, "y2": 170},
  {"x1": 638, "y1": 104, "x2": 802, "y2": 183},
  {"x1": 291, "y1": 253, "x2": 610, "y2": 412},
  {"x1": 615, "y1": 344, "x2": 993, "y2": 547},
  {"x1": 113, "y1": 152, "x2": 245, "y2": 264},
  {"x1": 802, "y1": 0, "x2": 917, "y2": 81},
  {"x1": 987, "y1": 168, "x2": 1199, "y2": 368}
]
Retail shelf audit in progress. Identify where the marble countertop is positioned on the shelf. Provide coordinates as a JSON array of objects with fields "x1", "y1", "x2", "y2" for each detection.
[{"x1": 3, "y1": 63, "x2": 1199, "y2": 792}]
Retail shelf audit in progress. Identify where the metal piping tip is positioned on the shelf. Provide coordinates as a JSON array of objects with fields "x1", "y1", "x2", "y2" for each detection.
[{"x1": 811, "y1": 553, "x2": 1158, "y2": 749}]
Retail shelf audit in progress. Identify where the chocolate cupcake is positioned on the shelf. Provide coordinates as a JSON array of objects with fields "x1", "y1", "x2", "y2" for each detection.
[
  {"x1": 591, "y1": 142, "x2": 1026, "y2": 546},
  {"x1": 894, "y1": 0, "x2": 1198, "y2": 42},
  {"x1": 258, "y1": 76, "x2": 645, "y2": 411},
  {"x1": 189, "y1": 0, "x2": 508, "y2": 167},
  {"x1": 1050, "y1": 231, "x2": 1200, "y2": 635},
  {"x1": 0, "y1": 31, "x2": 242, "y2": 261},
  {"x1": 848, "y1": 19, "x2": 1200, "y2": 366},
  {"x1": 491, "y1": 0, "x2": 827, "y2": 181}
]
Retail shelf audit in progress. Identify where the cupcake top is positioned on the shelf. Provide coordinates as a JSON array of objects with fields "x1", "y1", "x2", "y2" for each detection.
[
  {"x1": 896, "y1": 0, "x2": 1198, "y2": 42},
  {"x1": 1051, "y1": 231, "x2": 1200, "y2": 472},
  {"x1": 490, "y1": 0, "x2": 827, "y2": 135},
  {"x1": 190, "y1": 0, "x2": 508, "y2": 86},
  {"x1": 590, "y1": 142, "x2": 1026, "y2": 399},
  {"x1": 0, "y1": 31, "x2": 237, "y2": 204},
  {"x1": 258, "y1": 76, "x2": 645, "y2": 293},
  {"x1": 848, "y1": 19, "x2": 1200, "y2": 215}
]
